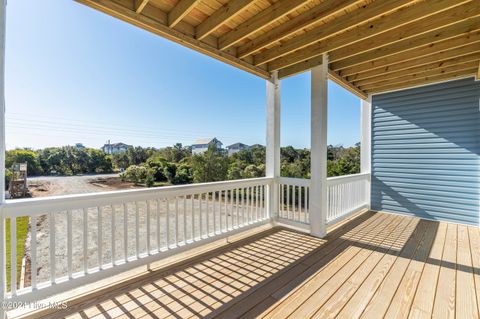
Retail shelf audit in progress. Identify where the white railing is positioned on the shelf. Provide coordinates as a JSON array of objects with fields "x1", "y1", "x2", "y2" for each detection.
[
  {"x1": 277, "y1": 177, "x2": 310, "y2": 225},
  {"x1": 1, "y1": 177, "x2": 273, "y2": 303},
  {"x1": 277, "y1": 173, "x2": 370, "y2": 227},
  {"x1": 326, "y1": 173, "x2": 370, "y2": 225},
  {"x1": 0, "y1": 173, "x2": 371, "y2": 308}
]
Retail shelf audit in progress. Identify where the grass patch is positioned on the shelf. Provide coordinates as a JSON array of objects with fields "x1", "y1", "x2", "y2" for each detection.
[{"x1": 6, "y1": 216, "x2": 30, "y2": 290}]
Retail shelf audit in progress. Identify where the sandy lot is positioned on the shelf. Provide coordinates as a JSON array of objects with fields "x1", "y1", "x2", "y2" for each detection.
[{"x1": 24, "y1": 175, "x2": 264, "y2": 286}]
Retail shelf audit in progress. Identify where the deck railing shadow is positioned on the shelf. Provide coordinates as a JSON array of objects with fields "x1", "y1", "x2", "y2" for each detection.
[{"x1": 42, "y1": 211, "x2": 476, "y2": 319}]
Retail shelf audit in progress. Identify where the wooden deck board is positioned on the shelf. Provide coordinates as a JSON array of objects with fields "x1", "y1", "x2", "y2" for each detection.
[
  {"x1": 30, "y1": 212, "x2": 479, "y2": 319},
  {"x1": 432, "y1": 223, "x2": 458, "y2": 319},
  {"x1": 312, "y1": 216, "x2": 416, "y2": 319},
  {"x1": 408, "y1": 222, "x2": 447, "y2": 319}
]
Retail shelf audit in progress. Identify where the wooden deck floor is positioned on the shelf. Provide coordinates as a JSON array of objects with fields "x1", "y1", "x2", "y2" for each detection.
[{"x1": 46, "y1": 211, "x2": 479, "y2": 319}]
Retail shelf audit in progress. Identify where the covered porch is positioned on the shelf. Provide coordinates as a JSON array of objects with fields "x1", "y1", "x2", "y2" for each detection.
[
  {"x1": 0, "y1": 0, "x2": 479, "y2": 318},
  {"x1": 15, "y1": 212, "x2": 480, "y2": 319}
]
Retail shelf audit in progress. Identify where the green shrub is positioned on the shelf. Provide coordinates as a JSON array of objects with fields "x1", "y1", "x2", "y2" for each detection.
[{"x1": 5, "y1": 169, "x2": 11, "y2": 190}]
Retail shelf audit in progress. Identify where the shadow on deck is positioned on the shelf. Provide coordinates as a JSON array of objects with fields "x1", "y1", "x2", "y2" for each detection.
[{"x1": 24, "y1": 211, "x2": 480, "y2": 319}]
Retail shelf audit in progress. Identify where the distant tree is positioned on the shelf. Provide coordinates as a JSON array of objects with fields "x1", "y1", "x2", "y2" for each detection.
[
  {"x1": 6, "y1": 149, "x2": 42, "y2": 175},
  {"x1": 146, "y1": 157, "x2": 168, "y2": 181},
  {"x1": 4, "y1": 169, "x2": 11, "y2": 190},
  {"x1": 243, "y1": 164, "x2": 263, "y2": 178},
  {"x1": 111, "y1": 146, "x2": 155, "y2": 169},
  {"x1": 162, "y1": 162, "x2": 177, "y2": 184},
  {"x1": 227, "y1": 161, "x2": 245, "y2": 180},
  {"x1": 172, "y1": 164, "x2": 193, "y2": 184},
  {"x1": 35, "y1": 147, "x2": 112, "y2": 175},
  {"x1": 157, "y1": 143, "x2": 191, "y2": 163},
  {"x1": 328, "y1": 145, "x2": 360, "y2": 177},
  {"x1": 191, "y1": 145, "x2": 228, "y2": 183},
  {"x1": 86, "y1": 149, "x2": 113, "y2": 173},
  {"x1": 120, "y1": 165, "x2": 148, "y2": 185}
]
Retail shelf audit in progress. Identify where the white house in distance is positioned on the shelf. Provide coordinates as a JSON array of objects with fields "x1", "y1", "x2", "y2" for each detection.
[
  {"x1": 101, "y1": 141, "x2": 132, "y2": 154},
  {"x1": 226, "y1": 142, "x2": 249, "y2": 156},
  {"x1": 191, "y1": 138, "x2": 223, "y2": 155}
]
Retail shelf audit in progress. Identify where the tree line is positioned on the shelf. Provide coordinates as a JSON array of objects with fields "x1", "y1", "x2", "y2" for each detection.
[
  {"x1": 118, "y1": 143, "x2": 360, "y2": 187},
  {"x1": 4, "y1": 143, "x2": 360, "y2": 188}
]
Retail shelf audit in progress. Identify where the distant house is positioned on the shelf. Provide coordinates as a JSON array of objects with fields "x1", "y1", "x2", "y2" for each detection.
[
  {"x1": 226, "y1": 143, "x2": 249, "y2": 156},
  {"x1": 191, "y1": 138, "x2": 223, "y2": 155},
  {"x1": 101, "y1": 141, "x2": 132, "y2": 155},
  {"x1": 249, "y1": 144, "x2": 264, "y2": 149},
  {"x1": 75, "y1": 143, "x2": 85, "y2": 149}
]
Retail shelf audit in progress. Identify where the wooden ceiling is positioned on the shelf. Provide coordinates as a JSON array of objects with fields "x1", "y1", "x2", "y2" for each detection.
[{"x1": 76, "y1": 0, "x2": 480, "y2": 98}]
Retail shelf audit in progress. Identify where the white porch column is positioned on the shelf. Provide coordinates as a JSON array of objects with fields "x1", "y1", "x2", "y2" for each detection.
[
  {"x1": 360, "y1": 94, "x2": 372, "y2": 209},
  {"x1": 0, "y1": 0, "x2": 6, "y2": 318},
  {"x1": 310, "y1": 54, "x2": 328, "y2": 237},
  {"x1": 266, "y1": 71, "x2": 281, "y2": 221}
]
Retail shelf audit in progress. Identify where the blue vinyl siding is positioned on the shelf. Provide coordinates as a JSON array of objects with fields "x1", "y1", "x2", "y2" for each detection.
[{"x1": 371, "y1": 77, "x2": 480, "y2": 225}]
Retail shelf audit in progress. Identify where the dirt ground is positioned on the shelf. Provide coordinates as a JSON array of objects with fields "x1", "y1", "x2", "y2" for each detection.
[
  {"x1": 23, "y1": 175, "x2": 263, "y2": 288},
  {"x1": 27, "y1": 174, "x2": 139, "y2": 198},
  {"x1": 23, "y1": 174, "x2": 143, "y2": 287}
]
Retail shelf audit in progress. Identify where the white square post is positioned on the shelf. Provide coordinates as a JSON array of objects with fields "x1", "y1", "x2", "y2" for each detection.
[
  {"x1": 0, "y1": 0, "x2": 6, "y2": 318},
  {"x1": 360, "y1": 94, "x2": 372, "y2": 209},
  {"x1": 266, "y1": 71, "x2": 281, "y2": 222},
  {"x1": 310, "y1": 54, "x2": 328, "y2": 237}
]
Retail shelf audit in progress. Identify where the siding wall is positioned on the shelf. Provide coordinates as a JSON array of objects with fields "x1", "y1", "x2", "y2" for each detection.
[{"x1": 371, "y1": 77, "x2": 480, "y2": 225}]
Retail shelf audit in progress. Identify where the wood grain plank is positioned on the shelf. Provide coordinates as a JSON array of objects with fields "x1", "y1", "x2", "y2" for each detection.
[
  {"x1": 195, "y1": 0, "x2": 256, "y2": 40},
  {"x1": 261, "y1": 214, "x2": 399, "y2": 318},
  {"x1": 289, "y1": 215, "x2": 405, "y2": 318},
  {"x1": 468, "y1": 227, "x2": 480, "y2": 318},
  {"x1": 218, "y1": 0, "x2": 310, "y2": 50},
  {"x1": 432, "y1": 223, "x2": 457, "y2": 319},
  {"x1": 311, "y1": 216, "x2": 416, "y2": 319},
  {"x1": 336, "y1": 217, "x2": 430, "y2": 319},
  {"x1": 455, "y1": 225, "x2": 479, "y2": 319},
  {"x1": 168, "y1": 0, "x2": 202, "y2": 28},
  {"x1": 221, "y1": 213, "x2": 381, "y2": 318},
  {"x1": 383, "y1": 219, "x2": 439, "y2": 318},
  {"x1": 264, "y1": 0, "x2": 472, "y2": 70},
  {"x1": 407, "y1": 223, "x2": 447, "y2": 319},
  {"x1": 359, "y1": 219, "x2": 434, "y2": 318}
]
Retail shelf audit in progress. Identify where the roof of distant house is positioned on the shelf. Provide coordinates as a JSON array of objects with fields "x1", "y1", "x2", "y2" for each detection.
[
  {"x1": 227, "y1": 143, "x2": 249, "y2": 149},
  {"x1": 193, "y1": 138, "x2": 220, "y2": 145},
  {"x1": 103, "y1": 142, "x2": 131, "y2": 148}
]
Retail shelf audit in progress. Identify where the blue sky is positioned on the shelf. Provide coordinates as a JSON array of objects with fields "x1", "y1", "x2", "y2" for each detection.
[{"x1": 5, "y1": 0, "x2": 360, "y2": 150}]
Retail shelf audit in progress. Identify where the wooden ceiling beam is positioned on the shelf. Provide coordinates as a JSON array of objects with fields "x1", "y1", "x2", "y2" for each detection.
[
  {"x1": 195, "y1": 0, "x2": 256, "y2": 40},
  {"x1": 253, "y1": 0, "x2": 416, "y2": 66},
  {"x1": 365, "y1": 68, "x2": 477, "y2": 94},
  {"x1": 168, "y1": 0, "x2": 202, "y2": 28},
  {"x1": 265, "y1": 0, "x2": 473, "y2": 71},
  {"x1": 75, "y1": 0, "x2": 270, "y2": 79},
  {"x1": 353, "y1": 53, "x2": 480, "y2": 87},
  {"x1": 218, "y1": 0, "x2": 310, "y2": 50},
  {"x1": 278, "y1": 55, "x2": 322, "y2": 79},
  {"x1": 276, "y1": 17, "x2": 480, "y2": 80},
  {"x1": 330, "y1": 14, "x2": 480, "y2": 70},
  {"x1": 357, "y1": 60, "x2": 479, "y2": 89},
  {"x1": 328, "y1": 69, "x2": 368, "y2": 99},
  {"x1": 347, "y1": 44, "x2": 480, "y2": 82},
  {"x1": 237, "y1": 0, "x2": 361, "y2": 59},
  {"x1": 362, "y1": 64, "x2": 477, "y2": 91},
  {"x1": 135, "y1": 0, "x2": 149, "y2": 13},
  {"x1": 341, "y1": 32, "x2": 480, "y2": 77}
]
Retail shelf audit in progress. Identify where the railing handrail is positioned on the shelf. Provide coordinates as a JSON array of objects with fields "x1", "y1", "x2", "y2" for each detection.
[
  {"x1": 1, "y1": 177, "x2": 274, "y2": 217},
  {"x1": 277, "y1": 177, "x2": 311, "y2": 187},
  {"x1": 326, "y1": 172, "x2": 370, "y2": 186}
]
